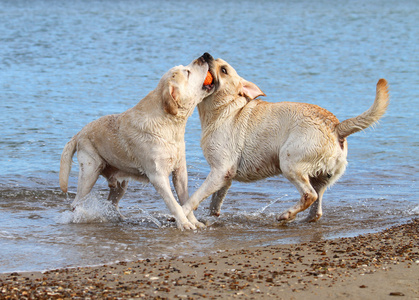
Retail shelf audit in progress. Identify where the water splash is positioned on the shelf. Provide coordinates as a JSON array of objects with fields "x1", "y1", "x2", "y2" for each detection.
[
  {"x1": 410, "y1": 204, "x2": 419, "y2": 215},
  {"x1": 56, "y1": 192, "x2": 123, "y2": 224},
  {"x1": 255, "y1": 195, "x2": 288, "y2": 215},
  {"x1": 135, "y1": 207, "x2": 162, "y2": 228}
]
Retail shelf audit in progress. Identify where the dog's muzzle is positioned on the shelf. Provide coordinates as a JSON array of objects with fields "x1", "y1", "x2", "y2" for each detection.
[{"x1": 202, "y1": 52, "x2": 213, "y2": 63}]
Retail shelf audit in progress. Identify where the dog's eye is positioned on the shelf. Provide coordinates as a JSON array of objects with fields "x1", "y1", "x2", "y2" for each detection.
[
  {"x1": 221, "y1": 67, "x2": 228, "y2": 75},
  {"x1": 186, "y1": 70, "x2": 191, "y2": 78}
]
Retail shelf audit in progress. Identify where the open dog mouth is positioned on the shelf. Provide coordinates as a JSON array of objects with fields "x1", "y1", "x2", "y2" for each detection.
[
  {"x1": 199, "y1": 52, "x2": 215, "y2": 92},
  {"x1": 203, "y1": 70, "x2": 215, "y2": 92}
]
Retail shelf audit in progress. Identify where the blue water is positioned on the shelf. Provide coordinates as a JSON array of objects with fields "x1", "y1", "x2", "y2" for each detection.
[{"x1": 0, "y1": 0, "x2": 418, "y2": 273}]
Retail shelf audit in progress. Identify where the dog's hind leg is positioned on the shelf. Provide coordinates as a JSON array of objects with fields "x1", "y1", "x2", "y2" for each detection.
[
  {"x1": 305, "y1": 186, "x2": 326, "y2": 222},
  {"x1": 305, "y1": 175, "x2": 330, "y2": 222},
  {"x1": 107, "y1": 180, "x2": 128, "y2": 220},
  {"x1": 209, "y1": 181, "x2": 232, "y2": 217},
  {"x1": 277, "y1": 163, "x2": 318, "y2": 223},
  {"x1": 71, "y1": 150, "x2": 103, "y2": 209}
]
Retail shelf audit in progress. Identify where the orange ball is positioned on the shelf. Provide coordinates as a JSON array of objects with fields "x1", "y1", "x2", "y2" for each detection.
[{"x1": 203, "y1": 71, "x2": 213, "y2": 85}]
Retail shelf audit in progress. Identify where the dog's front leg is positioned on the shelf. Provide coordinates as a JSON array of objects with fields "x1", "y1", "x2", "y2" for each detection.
[
  {"x1": 149, "y1": 173, "x2": 196, "y2": 230},
  {"x1": 172, "y1": 160, "x2": 189, "y2": 204},
  {"x1": 183, "y1": 169, "x2": 231, "y2": 218},
  {"x1": 172, "y1": 161, "x2": 206, "y2": 229}
]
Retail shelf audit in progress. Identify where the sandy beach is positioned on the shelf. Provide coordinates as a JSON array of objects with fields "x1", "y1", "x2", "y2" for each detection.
[{"x1": 1, "y1": 218, "x2": 418, "y2": 299}]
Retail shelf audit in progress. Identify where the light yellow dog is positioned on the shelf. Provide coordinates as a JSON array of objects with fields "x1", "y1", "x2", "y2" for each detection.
[
  {"x1": 59, "y1": 53, "x2": 215, "y2": 230},
  {"x1": 183, "y1": 58, "x2": 389, "y2": 228}
]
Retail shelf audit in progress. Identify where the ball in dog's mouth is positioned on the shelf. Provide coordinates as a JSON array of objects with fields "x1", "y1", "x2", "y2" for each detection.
[
  {"x1": 203, "y1": 71, "x2": 214, "y2": 91},
  {"x1": 204, "y1": 71, "x2": 213, "y2": 86}
]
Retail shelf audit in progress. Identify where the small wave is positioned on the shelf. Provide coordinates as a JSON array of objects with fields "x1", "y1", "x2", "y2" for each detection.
[
  {"x1": 55, "y1": 192, "x2": 123, "y2": 224},
  {"x1": 0, "y1": 231, "x2": 17, "y2": 240},
  {"x1": 410, "y1": 204, "x2": 419, "y2": 215}
]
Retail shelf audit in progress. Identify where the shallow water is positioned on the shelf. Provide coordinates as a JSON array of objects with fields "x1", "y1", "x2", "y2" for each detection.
[{"x1": 1, "y1": 0, "x2": 418, "y2": 273}]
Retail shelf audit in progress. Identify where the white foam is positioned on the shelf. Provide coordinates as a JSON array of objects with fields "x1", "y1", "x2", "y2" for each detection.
[
  {"x1": 56, "y1": 192, "x2": 122, "y2": 224},
  {"x1": 136, "y1": 207, "x2": 162, "y2": 228},
  {"x1": 410, "y1": 204, "x2": 419, "y2": 215}
]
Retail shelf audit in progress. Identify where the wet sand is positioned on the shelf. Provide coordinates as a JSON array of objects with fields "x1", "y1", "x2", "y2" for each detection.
[{"x1": 1, "y1": 218, "x2": 418, "y2": 299}]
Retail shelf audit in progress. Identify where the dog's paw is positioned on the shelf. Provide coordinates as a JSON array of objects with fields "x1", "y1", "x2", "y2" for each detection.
[
  {"x1": 304, "y1": 213, "x2": 322, "y2": 223},
  {"x1": 193, "y1": 220, "x2": 207, "y2": 229},
  {"x1": 177, "y1": 220, "x2": 196, "y2": 231},
  {"x1": 277, "y1": 211, "x2": 296, "y2": 223},
  {"x1": 185, "y1": 214, "x2": 207, "y2": 229}
]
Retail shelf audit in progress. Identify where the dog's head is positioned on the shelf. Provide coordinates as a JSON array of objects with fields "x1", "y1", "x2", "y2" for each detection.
[
  {"x1": 159, "y1": 53, "x2": 216, "y2": 116},
  {"x1": 204, "y1": 58, "x2": 265, "y2": 104}
]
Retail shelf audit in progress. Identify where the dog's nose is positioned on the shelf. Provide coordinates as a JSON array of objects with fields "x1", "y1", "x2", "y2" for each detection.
[{"x1": 202, "y1": 52, "x2": 213, "y2": 63}]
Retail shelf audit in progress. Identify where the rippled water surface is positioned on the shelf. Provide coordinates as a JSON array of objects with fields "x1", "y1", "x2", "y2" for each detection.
[{"x1": 1, "y1": 0, "x2": 418, "y2": 273}]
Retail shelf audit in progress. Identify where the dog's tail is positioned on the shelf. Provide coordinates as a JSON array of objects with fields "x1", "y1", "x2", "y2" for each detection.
[
  {"x1": 336, "y1": 79, "x2": 389, "y2": 139},
  {"x1": 59, "y1": 136, "x2": 77, "y2": 193}
]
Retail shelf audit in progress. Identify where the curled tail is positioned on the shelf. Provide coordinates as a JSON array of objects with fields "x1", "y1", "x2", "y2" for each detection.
[
  {"x1": 336, "y1": 79, "x2": 389, "y2": 139},
  {"x1": 59, "y1": 137, "x2": 77, "y2": 193}
]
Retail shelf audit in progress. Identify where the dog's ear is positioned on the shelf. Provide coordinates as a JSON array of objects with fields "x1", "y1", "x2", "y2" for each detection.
[
  {"x1": 240, "y1": 79, "x2": 266, "y2": 100},
  {"x1": 163, "y1": 83, "x2": 179, "y2": 115}
]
